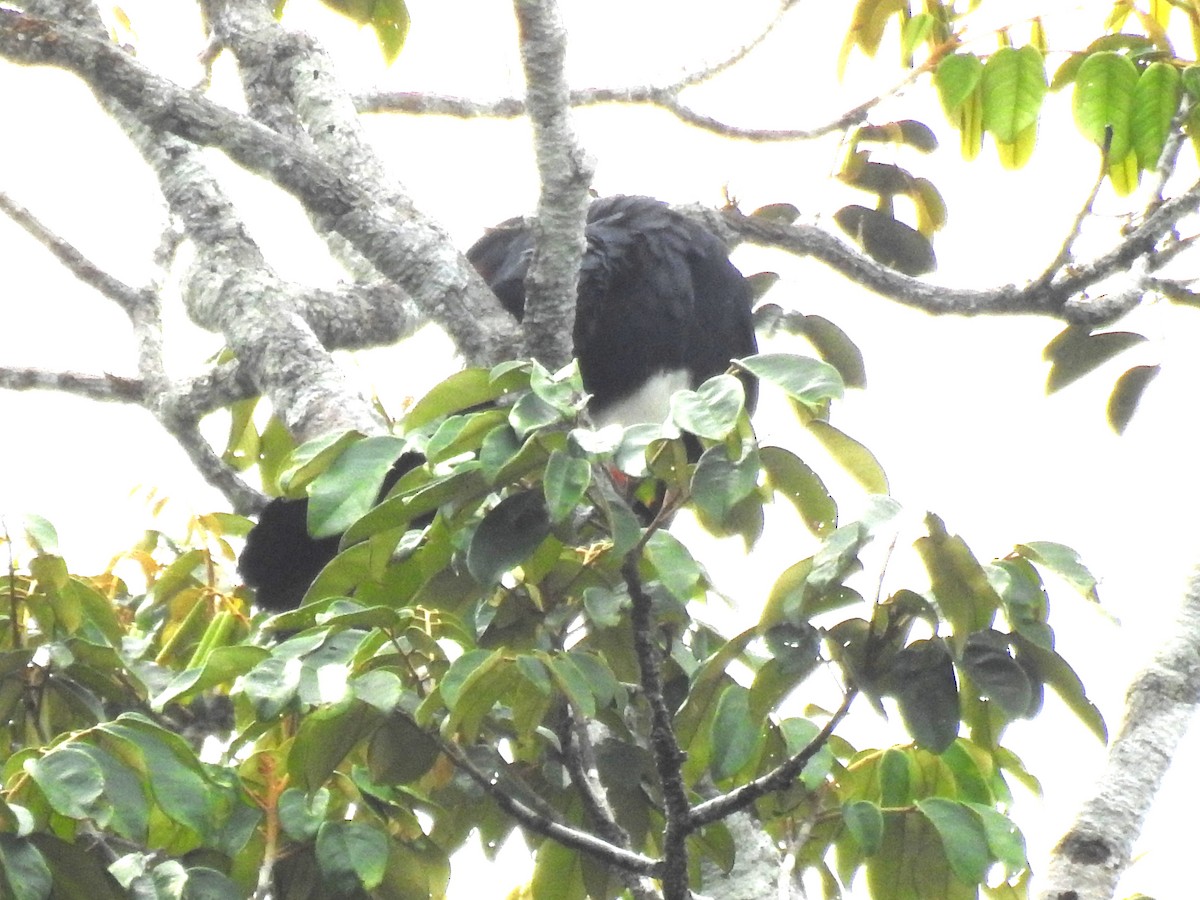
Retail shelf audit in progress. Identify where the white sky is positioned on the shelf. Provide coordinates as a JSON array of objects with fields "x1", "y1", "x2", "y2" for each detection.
[{"x1": 2, "y1": 1, "x2": 1199, "y2": 897}]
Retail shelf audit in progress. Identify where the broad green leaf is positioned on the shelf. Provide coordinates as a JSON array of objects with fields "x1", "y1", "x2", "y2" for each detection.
[
  {"x1": 917, "y1": 798, "x2": 992, "y2": 884},
  {"x1": 644, "y1": 529, "x2": 704, "y2": 601},
  {"x1": 1133, "y1": 62, "x2": 1182, "y2": 170},
  {"x1": 278, "y1": 788, "x2": 329, "y2": 842},
  {"x1": 995, "y1": 120, "x2": 1039, "y2": 169},
  {"x1": 843, "y1": 800, "x2": 884, "y2": 854},
  {"x1": 709, "y1": 685, "x2": 760, "y2": 781},
  {"x1": 367, "y1": 715, "x2": 440, "y2": 785},
  {"x1": 1107, "y1": 364, "x2": 1161, "y2": 434},
  {"x1": 670, "y1": 374, "x2": 746, "y2": 439},
  {"x1": 965, "y1": 802, "x2": 1028, "y2": 875},
  {"x1": 936, "y1": 53, "x2": 984, "y2": 114},
  {"x1": 981, "y1": 46, "x2": 1047, "y2": 144},
  {"x1": 306, "y1": 436, "x2": 406, "y2": 536},
  {"x1": 961, "y1": 630, "x2": 1033, "y2": 718},
  {"x1": 889, "y1": 639, "x2": 959, "y2": 753},
  {"x1": 316, "y1": 820, "x2": 389, "y2": 893},
  {"x1": 1013, "y1": 541, "x2": 1099, "y2": 602},
  {"x1": 531, "y1": 837, "x2": 587, "y2": 900},
  {"x1": 1043, "y1": 326, "x2": 1147, "y2": 392},
  {"x1": 75, "y1": 744, "x2": 149, "y2": 842},
  {"x1": 1073, "y1": 51, "x2": 1139, "y2": 161},
  {"x1": 834, "y1": 205, "x2": 937, "y2": 276},
  {"x1": 734, "y1": 353, "x2": 844, "y2": 410},
  {"x1": 691, "y1": 445, "x2": 759, "y2": 532},
  {"x1": 1013, "y1": 638, "x2": 1106, "y2": 743},
  {"x1": 543, "y1": 449, "x2": 592, "y2": 523},
  {"x1": 808, "y1": 421, "x2": 889, "y2": 493},
  {"x1": 425, "y1": 409, "x2": 508, "y2": 463},
  {"x1": 759, "y1": 446, "x2": 837, "y2": 536},
  {"x1": 0, "y1": 835, "x2": 51, "y2": 900},
  {"x1": 466, "y1": 490, "x2": 551, "y2": 585},
  {"x1": 152, "y1": 646, "x2": 270, "y2": 710},
  {"x1": 291, "y1": 700, "x2": 383, "y2": 793},
  {"x1": 879, "y1": 748, "x2": 911, "y2": 806},
  {"x1": 795, "y1": 315, "x2": 867, "y2": 388},
  {"x1": 404, "y1": 368, "x2": 500, "y2": 431},
  {"x1": 915, "y1": 515, "x2": 1002, "y2": 637}
]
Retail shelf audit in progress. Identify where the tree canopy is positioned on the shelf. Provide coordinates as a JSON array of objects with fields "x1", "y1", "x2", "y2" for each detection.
[{"x1": 3, "y1": 2, "x2": 1200, "y2": 900}]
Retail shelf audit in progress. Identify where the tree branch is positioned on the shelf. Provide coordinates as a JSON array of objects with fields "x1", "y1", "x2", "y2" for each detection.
[
  {"x1": 1039, "y1": 568, "x2": 1200, "y2": 900},
  {"x1": 0, "y1": 8, "x2": 522, "y2": 372},
  {"x1": 513, "y1": 0, "x2": 592, "y2": 371},
  {"x1": 622, "y1": 555, "x2": 691, "y2": 900}
]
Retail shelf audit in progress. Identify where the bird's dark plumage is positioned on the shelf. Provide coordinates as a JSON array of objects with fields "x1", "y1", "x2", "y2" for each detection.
[
  {"x1": 239, "y1": 196, "x2": 757, "y2": 612},
  {"x1": 467, "y1": 195, "x2": 758, "y2": 423}
]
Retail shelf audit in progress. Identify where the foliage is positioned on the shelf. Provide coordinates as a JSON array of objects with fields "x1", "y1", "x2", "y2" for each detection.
[{"x1": 0, "y1": 352, "x2": 1103, "y2": 899}]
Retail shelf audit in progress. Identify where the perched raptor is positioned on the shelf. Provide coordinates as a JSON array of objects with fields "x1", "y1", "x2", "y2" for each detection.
[{"x1": 239, "y1": 195, "x2": 758, "y2": 611}]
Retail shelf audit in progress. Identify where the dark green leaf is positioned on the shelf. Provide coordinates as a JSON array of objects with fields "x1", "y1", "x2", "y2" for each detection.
[
  {"x1": 315, "y1": 820, "x2": 389, "y2": 894},
  {"x1": 291, "y1": 700, "x2": 383, "y2": 793},
  {"x1": 961, "y1": 630, "x2": 1033, "y2": 717},
  {"x1": 917, "y1": 798, "x2": 992, "y2": 884},
  {"x1": 843, "y1": 800, "x2": 884, "y2": 854},
  {"x1": 543, "y1": 449, "x2": 592, "y2": 524},
  {"x1": 834, "y1": 204, "x2": 937, "y2": 276},
  {"x1": 308, "y1": 436, "x2": 407, "y2": 537},
  {"x1": 691, "y1": 445, "x2": 759, "y2": 532},
  {"x1": 466, "y1": 490, "x2": 551, "y2": 585},
  {"x1": 1013, "y1": 638, "x2": 1106, "y2": 743},
  {"x1": 1107, "y1": 364, "x2": 1161, "y2": 434},
  {"x1": 644, "y1": 530, "x2": 703, "y2": 601},
  {"x1": 1044, "y1": 325, "x2": 1147, "y2": 392},
  {"x1": 0, "y1": 835, "x2": 51, "y2": 900},
  {"x1": 889, "y1": 639, "x2": 959, "y2": 753},
  {"x1": 710, "y1": 685, "x2": 760, "y2": 780},
  {"x1": 26, "y1": 747, "x2": 105, "y2": 821}
]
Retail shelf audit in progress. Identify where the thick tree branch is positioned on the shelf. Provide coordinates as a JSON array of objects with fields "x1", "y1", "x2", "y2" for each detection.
[
  {"x1": 1040, "y1": 568, "x2": 1200, "y2": 900},
  {"x1": 0, "y1": 8, "x2": 522, "y2": 371},
  {"x1": 513, "y1": 0, "x2": 591, "y2": 371}
]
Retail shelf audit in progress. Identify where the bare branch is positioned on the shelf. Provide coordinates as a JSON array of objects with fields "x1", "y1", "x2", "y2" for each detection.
[
  {"x1": 0, "y1": 367, "x2": 144, "y2": 403},
  {"x1": 513, "y1": 0, "x2": 592, "y2": 371},
  {"x1": 1039, "y1": 570, "x2": 1200, "y2": 900},
  {"x1": 0, "y1": 8, "x2": 521, "y2": 371}
]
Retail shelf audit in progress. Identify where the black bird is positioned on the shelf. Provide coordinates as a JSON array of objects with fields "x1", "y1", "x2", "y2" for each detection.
[{"x1": 239, "y1": 196, "x2": 757, "y2": 611}]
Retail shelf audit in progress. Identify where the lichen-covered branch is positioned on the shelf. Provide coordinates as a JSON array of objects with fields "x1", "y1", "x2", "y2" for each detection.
[
  {"x1": 1039, "y1": 569, "x2": 1200, "y2": 900},
  {"x1": 513, "y1": 0, "x2": 591, "y2": 371}
]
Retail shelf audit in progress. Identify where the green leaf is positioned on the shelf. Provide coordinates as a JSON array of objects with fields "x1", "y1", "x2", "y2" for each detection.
[
  {"x1": 1073, "y1": 51, "x2": 1140, "y2": 160},
  {"x1": 965, "y1": 802, "x2": 1028, "y2": 875},
  {"x1": 710, "y1": 685, "x2": 760, "y2": 781},
  {"x1": 1043, "y1": 326, "x2": 1147, "y2": 393},
  {"x1": 26, "y1": 747, "x2": 105, "y2": 821},
  {"x1": 915, "y1": 515, "x2": 1002, "y2": 637},
  {"x1": 1013, "y1": 541, "x2": 1099, "y2": 602},
  {"x1": 936, "y1": 53, "x2": 984, "y2": 114},
  {"x1": 735, "y1": 352, "x2": 844, "y2": 411},
  {"x1": 1013, "y1": 638, "x2": 1106, "y2": 743},
  {"x1": 278, "y1": 788, "x2": 329, "y2": 842},
  {"x1": 670, "y1": 374, "x2": 747, "y2": 439},
  {"x1": 370, "y1": 0, "x2": 410, "y2": 64},
  {"x1": 759, "y1": 446, "x2": 837, "y2": 536},
  {"x1": 879, "y1": 748, "x2": 911, "y2": 806},
  {"x1": 316, "y1": 820, "x2": 389, "y2": 894},
  {"x1": 834, "y1": 205, "x2": 938, "y2": 276},
  {"x1": 889, "y1": 639, "x2": 959, "y2": 753},
  {"x1": 0, "y1": 835, "x2": 51, "y2": 900},
  {"x1": 543, "y1": 449, "x2": 592, "y2": 524},
  {"x1": 291, "y1": 700, "x2": 383, "y2": 793},
  {"x1": 981, "y1": 46, "x2": 1047, "y2": 144},
  {"x1": 152, "y1": 646, "x2": 270, "y2": 710},
  {"x1": 1107, "y1": 364, "x2": 1161, "y2": 434},
  {"x1": 691, "y1": 445, "x2": 759, "y2": 533},
  {"x1": 307, "y1": 436, "x2": 406, "y2": 536},
  {"x1": 405, "y1": 368, "x2": 500, "y2": 431},
  {"x1": 808, "y1": 421, "x2": 889, "y2": 493},
  {"x1": 466, "y1": 490, "x2": 551, "y2": 585},
  {"x1": 795, "y1": 315, "x2": 867, "y2": 388},
  {"x1": 531, "y1": 838, "x2": 587, "y2": 900},
  {"x1": 843, "y1": 800, "x2": 884, "y2": 854},
  {"x1": 1132, "y1": 62, "x2": 1181, "y2": 170},
  {"x1": 917, "y1": 798, "x2": 992, "y2": 884},
  {"x1": 961, "y1": 630, "x2": 1033, "y2": 718},
  {"x1": 644, "y1": 530, "x2": 704, "y2": 601}
]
